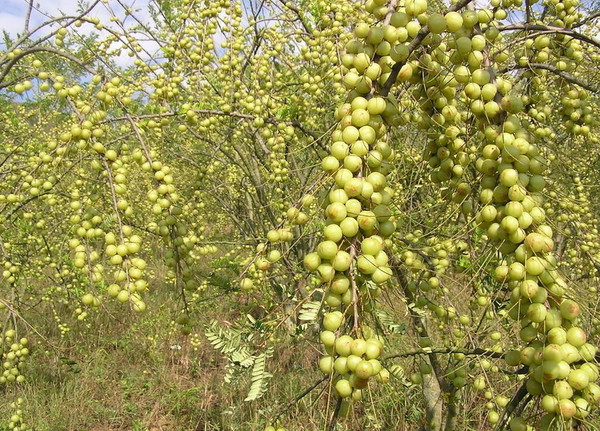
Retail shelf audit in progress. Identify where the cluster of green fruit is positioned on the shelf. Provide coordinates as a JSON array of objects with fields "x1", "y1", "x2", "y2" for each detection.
[
  {"x1": 0, "y1": 331, "x2": 28, "y2": 385},
  {"x1": 319, "y1": 319, "x2": 388, "y2": 401},
  {"x1": 551, "y1": 173, "x2": 600, "y2": 284},
  {"x1": 336, "y1": 0, "x2": 600, "y2": 427},
  {"x1": 69, "y1": 225, "x2": 147, "y2": 313},
  {"x1": 239, "y1": 226, "x2": 297, "y2": 293},
  {"x1": 304, "y1": 0, "x2": 405, "y2": 408},
  {"x1": 1, "y1": 261, "x2": 18, "y2": 284},
  {"x1": 400, "y1": 233, "x2": 467, "y2": 276},
  {"x1": 7, "y1": 397, "x2": 27, "y2": 431},
  {"x1": 135, "y1": 147, "x2": 199, "y2": 319},
  {"x1": 471, "y1": 41, "x2": 598, "y2": 431}
]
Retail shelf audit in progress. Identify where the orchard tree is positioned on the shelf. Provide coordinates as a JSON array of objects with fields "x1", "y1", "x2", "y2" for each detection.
[{"x1": 0, "y1": 0, "x2": 600, "y2": 430}]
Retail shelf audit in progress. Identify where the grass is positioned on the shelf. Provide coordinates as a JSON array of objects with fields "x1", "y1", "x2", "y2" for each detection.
[
  {"x1": 2, "y1": 273, "x2": 598, "y2": 431},
  {"x1": 0, "y1": 284, "x2": 423, "y2": 431}
]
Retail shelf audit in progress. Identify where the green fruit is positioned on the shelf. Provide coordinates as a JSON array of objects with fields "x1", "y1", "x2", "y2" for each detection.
[
  {"x1": 367, "y1": 97, "x2": 386, "y2": 115},
  {"x1": 323, "y1": 312, "x2": 343, "y2": 331},
  {"x1": 351, "y1": 109, "x2": 370, "y2": 127},
  {"x1": 350, "y1": 338, "x2": 367, "y2": 357},
  {"x1": 322, "y1": 156, "x2": 339, "y2": 172},
  {"x1": 324, "y1": 224, "x2": 343, "y2": 242},
  {"x1": 560, "y1": 299, "x2": 580, "y2": 320},
  {"x1": 240, "y1": 278, "x2": 254, "y2": 291},
  {"x1": 428, "y1": 13, "x2": 447, "y2": 34},
  {"x1": 330, "y1": 276, "x2": 350, "y2": 295},
  {"x1": 445, "y1": 11, "x2": 463, "y2": 32},
  {"x1": 317, "y1": 241, "x2": 338, "y2": 260},
  {"x1": 81, "y1": 293, "x2": 95, "y2": 306},
  {"x1": 553, "y1": 380, "x2": 573, "y2": 400},
  {"x1": 371, "y1": 266, "x2": 391, "y2": 284},
  {"x1": 357, "y1": 255, "x2": 377, "y2": 274},
  {"x1": 509, "y1": 416, "x2": 527, "y2": 431},
  {"x1": 346, "y1": 354, "x2": 362, "y2": 372},
  {"x1": 326, "y1": 202, "x2": 347, "y2": 223},
  {"x1": 541, "y1": 395, "x2": 558, "y2": 413},
  {"x1": 580, "y1": 343, "x2": 597, "y2": 361},
  {"x1": 557, "y1": 399, "x2": 577, "y2": 419},
  {"x1": 568, "y1": 369, "x2": 590, "y2": 390},
  {"x1": 304, "y1": 252, "x2": 321, "y2": 271},
  {"x1": 525, "y1": 257, "x2": 545, "y2": 276},
  {"x1": 505, "y1": 350, "x2": 521, "y2": 366},
  {"x1": 566, "y1": 327, "x2": 586, "y2": 347},
  {"x1": 334, "y1": 357, "x2": 349, "y2": 374},
  {"x1": 340, "y1": 217, "x2": 359, "y2": 237},
  {"x1": 335, "y1": 379, "x2": 352, "y2": 398},
  {"x1": 319, "y1": 356, "x2": 334, "y2": 374},
  {"x1": 365, "y1": 341, "x2": 381, "y2": 359},
  {"x1": 320, "y1": 331, "x2": 336, "y2": 347},
  {"x1": 355, "y1": 360, "x2": 374, "y2": 379},
  {"x1": 575, "y1": 397, "x2": 590, "y2": 419},
  {"x1": 332, "y1": 251, "x2": 352, "y2": 272},
  {"x1": 335, "y1": 335, "x2": 354, "y2": 357},
  {"x1": 361, "y1": 237, "x2": 382, "y2": 256}
]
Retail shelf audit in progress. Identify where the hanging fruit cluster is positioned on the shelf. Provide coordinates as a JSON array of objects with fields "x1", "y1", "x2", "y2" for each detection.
[
  {"x1": 0, "y1": 330, "x2": 28, "y2": 385},
  {"x1": 305, "y1": 0, "x2": 408, "y2": 410},
  {"x1": 303, "y1": 0, "x2": 600, "y2": 427},
  {"x1": 386, "y1": 0, "x2": 600, "y2": 427}
]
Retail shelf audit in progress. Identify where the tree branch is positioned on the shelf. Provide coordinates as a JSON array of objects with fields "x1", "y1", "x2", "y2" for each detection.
[
  {"x1": 498, "y1": 62, "x2": 600, "y2": 94},
  {"x1": 0, "y1": 47, "x2": 96, "y2": 89},
  {"x1": 24, "y1": 0, "x2": 34, "y2": 33},
  {"x1": 572, "y1": 11, "x2": 600, "y2": 28},
  {"x1": 384, "y1": 347, "x2": 505, "y2": 361},
  {"x1": 497, "y1": 23, "x2": 600, "y2": 50},
  {"x1": 381, "y1": 0, "x2": 476, "y2": 96}
]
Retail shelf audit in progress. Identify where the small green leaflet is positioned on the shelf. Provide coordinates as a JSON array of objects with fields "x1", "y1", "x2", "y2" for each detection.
[
  {"x1": 376, "y1": 309, "x2": 407, "y2": 334},
  {"x1": 298, "y1": 300, "x2": 321, "y2": 322},
  {"x1": 244, "y1": 349, "x2": 273, "y2": 402}
]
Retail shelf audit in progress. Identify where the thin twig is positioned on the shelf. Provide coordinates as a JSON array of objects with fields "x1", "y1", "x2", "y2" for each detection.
[{"x1": 498, "y1": 62, "x2": 599, "y2": 94}]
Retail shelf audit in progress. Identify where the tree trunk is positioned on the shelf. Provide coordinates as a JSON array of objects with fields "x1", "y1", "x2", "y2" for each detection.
[{"x1": 422, "y1": 370, "x2": 444, "y2": 431}]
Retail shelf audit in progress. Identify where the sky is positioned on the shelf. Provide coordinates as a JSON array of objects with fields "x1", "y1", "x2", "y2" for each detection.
[{"x1": 0, "y1": 0, "x2": 157, "y2": 67}]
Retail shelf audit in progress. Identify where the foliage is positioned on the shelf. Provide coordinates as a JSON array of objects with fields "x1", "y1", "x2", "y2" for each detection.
[{"x1": 0, "y1": 0, "x2": 599, "y2": 430}]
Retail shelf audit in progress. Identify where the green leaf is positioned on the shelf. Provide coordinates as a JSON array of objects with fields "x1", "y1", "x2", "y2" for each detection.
[
  {"x1": 244, "y1": 350, "x2": 272, "y2": 402},
  {"x1": 376, "y1": 309, "x2": 407, "y2": 334},
  {"x1": 298, "y1": 300, "x2": 321, "y2": 322}
]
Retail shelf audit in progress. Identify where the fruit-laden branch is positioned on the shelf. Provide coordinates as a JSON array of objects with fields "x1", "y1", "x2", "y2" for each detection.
[
  {"x1": 3, "y1": 161, "x2": 78, "y2": 222},
  {"x1": 241, "y1": 28, "x2": 264, "y2": 77},
  {"x1": 0, "y1": 298, "x2": 59, "y2": 351},
  {"x1": 499, "y1": 62, "x2": 600, "y2": 94},
  {"x1": 0, "y1": 47, "x2": 96, "y2": 89},
  {"x1": 572, "y1": 11, "x2": 600, "y2": 28},
  {"x1": 381, "y1": 0, "x2": 476, "y2": 96},
  {"x1": 497, "y1": 23, "x2": 600, "y2": 50},
  {"x1": 276, "y1": 0, "x2": 312, "y2": 34},
  {"x1": 398, "y1": 237, "x2": 436, "y2": 271},
  {"x1": 0, "y1": 0, "x2": 101, "y2": 62},
  {"x1": 101, "y1": 110, "x2": 329, "y2": 151}
]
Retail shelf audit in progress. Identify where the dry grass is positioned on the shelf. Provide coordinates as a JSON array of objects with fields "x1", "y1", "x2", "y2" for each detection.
[{"x1": 2, "y1": 268, "x2": 597, "y2": 431}]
